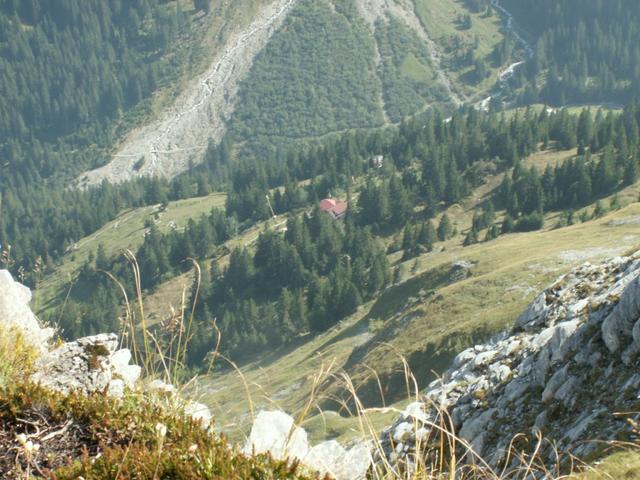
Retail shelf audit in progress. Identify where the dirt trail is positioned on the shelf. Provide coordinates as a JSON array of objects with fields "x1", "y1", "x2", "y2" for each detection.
[
  {"x1": 78, "y1": 0, "x2": 297, "y2": 187},
  {"x1": 355, "y1": 0, "x2": 464, "y2": 108}
]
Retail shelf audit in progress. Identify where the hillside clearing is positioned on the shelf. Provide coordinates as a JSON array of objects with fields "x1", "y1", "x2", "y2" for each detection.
[
  {"x1": 37, "y1": 193, "x2": 227, "y2": 317},
  {"x1": 197, "y1": 193, "x2": 640, "y2": 442}
]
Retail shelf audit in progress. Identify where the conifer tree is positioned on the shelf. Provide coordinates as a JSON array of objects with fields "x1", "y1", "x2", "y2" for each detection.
[{"x1": 437, "y1": 214, "x2": 453, "y2": 241}]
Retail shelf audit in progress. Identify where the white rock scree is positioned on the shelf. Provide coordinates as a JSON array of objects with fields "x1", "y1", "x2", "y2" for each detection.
[
  {"x1": 243, "y1": 410, "x2": 372, "y2": 480},
  {"x1": 32, "y1": 333, "x2": 141, "y2": 398}
]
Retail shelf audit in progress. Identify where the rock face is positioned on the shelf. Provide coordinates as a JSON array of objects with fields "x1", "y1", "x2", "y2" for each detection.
[
  {"x1": 32, "y1": 333, "x2": 141, "y2": 397},
  {"x1": 0, "y1": 269, "x2": 140, "y2": 397},
  {"x1": 380, "y1": 252, "x2": 640, "y2": 471},
  {"x1": 244, "y1": 411, "x2": 310, "y2": 461},
  {"x1": 244, "y1": 410, "x2": 372, "y2": 480},
  {"x1": 0, "y1": 270, "x2": 54, "y2": 353}
]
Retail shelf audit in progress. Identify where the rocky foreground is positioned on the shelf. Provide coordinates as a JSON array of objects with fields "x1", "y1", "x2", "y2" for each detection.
[
  {"x1": 3, "y1": 250, "x2": 640, "y2": 478},
  {"x1": 381, "y1": 250, "x2": 640, "y2": 473}
]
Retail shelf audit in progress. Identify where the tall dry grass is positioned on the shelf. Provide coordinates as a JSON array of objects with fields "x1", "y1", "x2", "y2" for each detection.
[{"x1": 76, "y1": 251, "x2": 637, "y2": 479}]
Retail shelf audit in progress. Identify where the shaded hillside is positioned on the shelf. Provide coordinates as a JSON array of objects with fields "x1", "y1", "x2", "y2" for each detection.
[
  {"x1": 229, "y1": 0, "x2": 384, "y2": 142},
  {"x1": 503, "y1": 0, "x2": 640, "y2": 105},
  {"x1": 0, "y1": 0, "x2": 197, "y2": 186}
]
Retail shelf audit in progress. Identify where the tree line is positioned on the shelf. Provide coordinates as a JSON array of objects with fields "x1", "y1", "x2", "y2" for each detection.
[
  {"x1": 0, "y1": 0, "x2": 194, "y2": 188},
  {"x1": 8, "y1": 104, "x2": 640, "y2": 368}
]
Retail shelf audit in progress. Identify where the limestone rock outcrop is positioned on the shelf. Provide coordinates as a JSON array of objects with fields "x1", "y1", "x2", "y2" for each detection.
[
  {"x1": 379, "y1": 252, "x2": 640, "y2": 472},
  {"x1": 244, "y1": 410, "x2": 372, "y2": 480},
  {"x1": 0, "y1": 270, "x2": 54, "y2": 353},
  {"x1": 31, "y1": 333, "x2": 141, "y2": 398},
  {"x1": 0, "y1": 268, "x2": 141, "y2": 397}
]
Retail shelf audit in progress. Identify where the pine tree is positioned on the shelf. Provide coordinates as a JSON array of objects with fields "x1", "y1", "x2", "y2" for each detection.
[
  {"x1": 388, "y1": 176, "x2": 413, "y2": 227},
  {"x1": 501, "y1": 214, "x2": 515, "y2": 233},
  {"x1": 418, "y1": 221, "x2": 437, "y2": 251},
  {"x1": 463, "y1": 228, "x2": 479, "y2": 246},
  {"x1": 624, "y1": 156, "x2": 639, "y2": 186},
  {"x1": 437, "y1": 214, "x2": 453, "y2": 241},
  {"x1": 484, "y1": 224, "x2": 501, "y2": 242},
  {"x1": 593, "y1": 200, "x2": 607, "y2": 218}
]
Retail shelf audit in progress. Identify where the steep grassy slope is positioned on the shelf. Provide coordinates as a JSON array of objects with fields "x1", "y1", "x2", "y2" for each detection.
[
  {"x1": 80, "y1": 0, "x2": 295, "y2": 186},
  {"x1": 375, "y1": 16, "x2": 450, "y2": 121},
  {"x1": 413, "y1": 0, "x2": 509, "y2": 102},
  {"x1": 197, "y1": 175, "x2": 640, "y2": 441},
  {"x1": 74, "y1": 0, "x2": 515, "y2": 183},
  {"x1": 36, "y1": 193, "x2": 226, "y2": 318},
  {"x1": 228, "y1": 0, "x2": 385, "y2": 149},
  {"x1": 226, "y1": 0, "x2": 514, "y2": 157},
  {"x1": 572, "y1": 451, "x2": 640, "y2": 479}
]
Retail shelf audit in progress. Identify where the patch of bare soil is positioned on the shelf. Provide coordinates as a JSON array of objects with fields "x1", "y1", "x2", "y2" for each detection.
[{"x1": 0, "y1": 406, "x2": 95, "y2": 478}]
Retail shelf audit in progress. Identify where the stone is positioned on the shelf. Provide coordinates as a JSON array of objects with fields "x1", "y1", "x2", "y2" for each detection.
[
  {"x1": 488, "y1": 363, "x2": 512, "y2": 384},
  {"x1": 393, "y1": 422, "x2": 413, "y2": 443},
  {"x1": 305, "y1": 441, "x2": 346, "y2": 478},
  {"x1": 458, "y1": 409, "x2": 496, "y2": 445},
  {"x1": 402, "y1": 401, "x2": 429, "y2": 422},
  {"x1": 32, "y1": 333, "x2": 140, "y2": 397},
  {"x1": 564, "y1": 410, "x2": 603, "y2": 442},
  {"x1": 376, "y1": 253, "x2": 640, "y2": 473},
  {"x1": 567, "y1": 298, "x2": 589, "y2": 319},
  {"x1": 243, "y1": 411, "x2": 309, "y2": 461},
  {"x1": 0, "y1": 269, "x2": 54, "y2": 354},
  {"x1": 534, "y1": 410, "x2": 548, "y2": 429},
  {"x1": 502, "y1": 378, "x2": 530, "y2": 403},
  {"x1": 110, "y1": 349, "x2": 141, "y2": 385},
  {"x1": 184, "y1": 401, "x2": 212, "y2": 428},
  {"x1": 548, "y1": 320, "x2": 582, "y2": 362},
  {"x1": 554, "y1": 376, "x2": 579, "y2": 407},
  {"x1": 541, "y1": 365, "x2": 569, "y2": 402},
  {"x1": 452, "y1": 348, "x2": 477, "y2": 369},
  {"x1": 339, "y1": 442, "x2": 372, "y2": 480},
  {"x1": 602, "y1": 273, "x2": 640, "y2": 352},
  {"x1": 148, "y1": 379, "x2": 176, "y2": 394},
  {"x1": 532, "y1": 320, "x2": 581, "y2": 384},
  {"x1": 514, "y1": 292, "x2": 549, "y2": 331},
  {"x1": 303, "y1": 440, "x2": 371, "y2": 480},
  {"x1": 452, "y1": 403, "x2": 472, "y2": 428},
  {"x1": 505, "y1": 339, "x2": 522, "y2": 356},
  {"x1": 472, "y1": 351, "x2": 497, "y2": 369},
  {"x1": 245, "y1": 410, "x2": 371, "y2": 480}
]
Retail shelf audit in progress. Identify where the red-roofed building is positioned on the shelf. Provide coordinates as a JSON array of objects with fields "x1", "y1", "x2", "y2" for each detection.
[{"x1": 319, "y1": 198, "x2": 348, "y2": 219}]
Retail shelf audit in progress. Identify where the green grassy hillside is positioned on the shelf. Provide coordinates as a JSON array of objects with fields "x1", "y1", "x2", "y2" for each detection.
[
  {"x1": 413, "y1": 0, "x2": 509, "y2": 102},
  {"x1": 228, "y1": 0, "x2": 385, "y2": 149},
  {"x1": 196, "y1": 174, "x2": 640, "y2": 442},
  {"x1": 227, "y1": 0, "x2": 515, "y2": 157},
  {"x1": 36, "y1": 193, "x2": 227, "y2": 318}
]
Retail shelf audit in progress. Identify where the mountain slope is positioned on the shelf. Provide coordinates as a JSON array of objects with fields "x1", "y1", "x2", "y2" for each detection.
[
  {"x1": 200, "y1": 183, "x2": 640, "y2": 441},
  {"x1": 77, "y1": 0, "x2": 517, "y2": 184},
  {"x1": 380, "y1": 248, "x2": 640, "y2": 472},
  {"x1": 79, "y1": 0, "x2": 298, "y2": 187},
  {"x1": 0, "y1": 0, "x2": 201, "y2": 187},
  {"x1": 503, "y1": 0, "x2": 640, "y2": 105}
]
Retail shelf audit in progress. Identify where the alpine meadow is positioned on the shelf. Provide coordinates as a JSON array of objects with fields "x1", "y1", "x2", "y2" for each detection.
[{"x1": 2, "y1": 1, "x2": 640, "y2": 479}]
